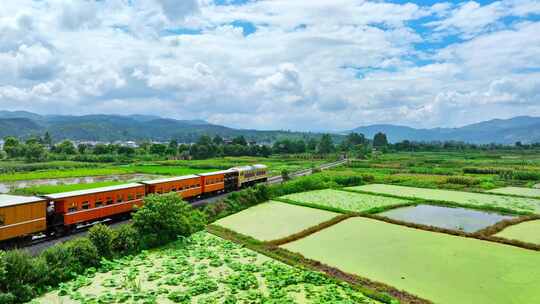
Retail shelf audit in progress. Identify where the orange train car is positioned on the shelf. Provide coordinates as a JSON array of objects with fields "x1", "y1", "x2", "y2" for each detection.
[
  {"x1": 43, "y1": 183, "x2": 146, "y2": 232},
  {"x1": 197, "y1": 170, "x2": 228, "y2": 194},
  {"x1": 0, "y1": 195, "x2": 47, "y2": 243},
  {"x1": 140, "y1": 175, "x2": 202, "y2": 200}
]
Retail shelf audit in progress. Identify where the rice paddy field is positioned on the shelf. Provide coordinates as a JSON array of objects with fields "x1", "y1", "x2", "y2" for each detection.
[
  {"x1": 214, "y1": 201, "x2": 339, "y2": 241},
  {"x1": 36, "y1": 232, "x2": 381, "y2": 304},
  {"x1": 378, "y1": 204, "x2": 514, "y2": 233},
  {"x1": 349, "y1": 184, "x2": 540, "y2": 214},
  {"x1": 282, "y1": 217, "x2": 540, "y2": 304},
  {"x1": 487, "y1": 186, "x2": 540, "y2": 198},
  {"x1": 280, "y1": 189, "x2": 412, "y2": 214},
  {"x1": 495, "y1": 220, "x2": 540, "y2": 245}
]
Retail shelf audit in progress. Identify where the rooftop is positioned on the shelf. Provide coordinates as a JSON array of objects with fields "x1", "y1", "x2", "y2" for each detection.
[
  {"x1": 0, "y1": 194, "x2": 45, "y2": 208},
  {"x1": 140, "y1": 175, "x2": 200, "y2": 185},
  {"x1": 43, "y1": 183, "x2": 144, "y2": 200}
]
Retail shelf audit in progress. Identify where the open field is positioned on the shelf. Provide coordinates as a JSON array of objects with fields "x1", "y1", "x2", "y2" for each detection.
[
  {"x1": 36, "y1": 232, "x2": 381, "y2": 304},
  {"x1": 488, "y1": 186, "x2": 540, "y2": 198},
  {"x1": 283, "y1": 217, "x2": 540, "y2": 304},
  {"x1": 214, "y1": 201, "x2": 339, "y2": 241},
  {"x1": 349, "y1": 184, "x2": 540, "y2": 214},
  {"x1": 156, "y1": 156, "x2": 328, "y2": 176},
  {"x1": 495, "y1": 220, "x2": 540, "y2": 245},
  {"x1": 280, "y1": 189, "x2": 412, "y2": 214},
  {"x1": 0, "y1": 156, "x2": 326, "y2": 182}
]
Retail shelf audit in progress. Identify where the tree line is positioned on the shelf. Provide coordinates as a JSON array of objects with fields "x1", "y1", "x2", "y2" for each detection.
[{"x1": 0, "y1": 132, "x2": 379, "y2": 162}]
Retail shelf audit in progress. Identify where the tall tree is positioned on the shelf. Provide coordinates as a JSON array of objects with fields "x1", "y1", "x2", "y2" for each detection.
[
  {"x1": 317, "y1": 134, "x2": 334, "y2": 154},
  {"x1": 232, "y1": 136, "x2": 247, "y2": 146},
  {"x1": 3, "y1": 137, "x2": 22, "y2": 158},
  {"x1": 373, "y1": 132, "x2": 389, "y2": 148}
]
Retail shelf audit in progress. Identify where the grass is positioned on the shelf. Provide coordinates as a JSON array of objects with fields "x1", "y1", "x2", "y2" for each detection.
[
  {"x1": 0, "y1": 167, "x2": 133, "y2": 182},
  {"x1": 124, "y1": 164, "x2": 215, "y2": 176},
  {"x1": 214, "y1": 201, "x2": 339, "y2": 241},
  {"x1": 35, "y1": 232, "x2": 381, "y2": 304},
  {"x1": 10, "y1": 181, "x2": 130, "y2": 195},
  {"x1": 349, "y1": 184, "x2": 540, "y2": 215},
  {"x1": 279, "y1": 189, "x2": 413, "y2": 214},
  {"x1": 283, "y1": 217, "x2": 540, "y2": 304},
  {"x1": 487, "y1": 186, "x2": 540, "y2": 198},
  {"x1": 495, "y1": 220, "x2": 540, "y2": 245}
]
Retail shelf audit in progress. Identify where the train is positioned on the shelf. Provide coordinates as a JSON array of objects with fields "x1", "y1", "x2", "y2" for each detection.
[{"x1": 0, "y1": 164, "x2": 268, "y2": 246}]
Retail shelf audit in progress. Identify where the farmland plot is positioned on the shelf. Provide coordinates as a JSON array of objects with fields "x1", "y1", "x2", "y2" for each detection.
[
  {"x1": 349, "y1": 184, "x2": 540, "y2": 214},
  {"x1": 36, "y1": 232, "x2": 381, "y2": 304},
  {"x1": 283, "y1": 217, "x2": 540, "y2": 304},
  {"x1": 487, "y1": 187, "x2": 540, "y2": 198},
  {"x1": 280, "y1": 189, "x2": 412, "y2": 213},
  {"x1": 214, "y1": 201, "x2": 339, "y2": 241},
  {"x1": 495, "y1": 220, "x2": 540, "y2": 245}
]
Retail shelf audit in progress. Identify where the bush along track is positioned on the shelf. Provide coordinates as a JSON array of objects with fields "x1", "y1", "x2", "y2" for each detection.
[{"x1": 207, "y1": 224, "x2": 431, "y2": 304}]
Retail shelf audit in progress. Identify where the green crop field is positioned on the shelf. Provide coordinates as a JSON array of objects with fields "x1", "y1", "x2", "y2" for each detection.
[
  {"x1": 280, "y1": 189, "x2": 412, "y2": 214},
  {"x1": 36, "y1": 232, "x2": 381, "y2": 304},
  {"x1": 214, "y1": 201, "x2": 339, "y2": 241},
  {"x1": 495, "y1": 220, "x2": 540, "y2": 245},
  {"x1": 124, "y1": 164, "x2": 215, "y2": 176},
  {"x1": 349, "y1": 184, "x2": 540, "y2": 214},
  {"x1": 283, "y1": 217, "x2": 540, "y2": 304},
  {"x1": 487, "y1": 187, "x2": 540, "y2": 198}
]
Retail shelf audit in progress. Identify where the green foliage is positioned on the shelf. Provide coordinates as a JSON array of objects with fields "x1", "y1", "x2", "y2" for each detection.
[
  {"x1": 88, "y1": 224, "x2": 114, "y2": 258},
  {"x1": 0, "y1": 250, "x2": 44, "y2": 302},
  {"x1": 133, "y1": 193, "x2": 207, "y2": 247},
  {"x1": 111, "y1": 224, "x2": 141, "y2": 255}
]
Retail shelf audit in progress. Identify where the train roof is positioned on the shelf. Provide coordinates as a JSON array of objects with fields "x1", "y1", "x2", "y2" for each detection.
[
  {"x1": 43, "y1": 183, "x2": 144, "y2": 200},
  {"x1": 139, "y1": 175, "x2": 200, "y2": 185},
  {"x1": 197, "y1": 170, "x2": 234, "y2": 177},
  {"x1": 0, "y1": 194, "x2": 45, "y2": 208}
]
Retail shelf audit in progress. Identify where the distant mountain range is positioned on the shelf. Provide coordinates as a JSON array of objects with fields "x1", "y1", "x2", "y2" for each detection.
[
  {"x1": 1, "y1": 111, "x2": 539, "y2": 144},
  {"x1": 0, "y1": 111, "x2": 316, "y2": 143},
  {"x1": 350, "y1": 116, "x2": 540, "y2": 144}
]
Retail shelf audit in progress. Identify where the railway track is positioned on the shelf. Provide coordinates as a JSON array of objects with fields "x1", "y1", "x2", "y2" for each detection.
[{"x1": 20, "y1": 159, "x2": 347, "y2": 255}]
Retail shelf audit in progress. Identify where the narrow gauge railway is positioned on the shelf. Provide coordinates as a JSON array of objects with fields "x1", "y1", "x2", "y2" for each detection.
[{"x1": 0, "y1": 164, "x2": 268, "y2": 249}]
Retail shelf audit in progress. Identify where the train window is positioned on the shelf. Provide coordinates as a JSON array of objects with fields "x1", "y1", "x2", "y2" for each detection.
[
  {"x1": 68, "y1": 207, "x2": 77, "y2": 213},
  {"x1": 117, "y1": 196, "x2": 123, "y2": 203},
  {"x1": 95, "y1": 200, "x2": 103, "y2": 208},
  {"x1": 171, "y1": 187, "x2": 176, "y2": 192},
  {"x1": 136, "y1": 193, "x2": 143, "y2": 199},
  {"x1": 128, "y1": 194, "x2": 133, "y2": 200},
  {"x1": 82, "y1": 201, "x2": 90, "y2": 209},
  {"x1": 106, "y1": 198, "x2": 114, "y2": 205}
]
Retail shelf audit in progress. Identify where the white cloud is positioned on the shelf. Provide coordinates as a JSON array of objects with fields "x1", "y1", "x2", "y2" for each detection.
[{"x1": 0, "y1": 0, "x2": 539, "y2": 131}]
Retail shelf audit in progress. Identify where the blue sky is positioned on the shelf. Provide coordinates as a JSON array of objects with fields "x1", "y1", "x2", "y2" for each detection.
[{"x1": 0, "y1": 0, "x2": 539, "y2": 131}]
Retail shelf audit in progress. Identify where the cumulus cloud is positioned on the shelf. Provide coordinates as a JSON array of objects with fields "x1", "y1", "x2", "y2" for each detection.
[{"x1": 0, "y1": 0, "x2": 539, "y2": 130}]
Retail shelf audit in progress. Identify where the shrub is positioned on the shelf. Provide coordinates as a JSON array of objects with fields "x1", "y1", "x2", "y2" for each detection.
[
  {"x1": 41, "y1": 243, "x2": 76, "y2": 285},
  {"x1": 0, "y1": 250, "x2": 42, "y2": 302},
  {"x1": 64, "y1": 237, "x2": 100, "y2": 270},
  {"x1": 88, "y1": 224, "x2": 114, "y2": 258},
  {"x1": 0, "y1": 292, "x2": 16, "y2": 304},
  {"x1": 111, "y1": 224, "x2": 140, "y2": 255},
  {"x1": 133, "y1": 193, "x2": 207, "y2": 248}
]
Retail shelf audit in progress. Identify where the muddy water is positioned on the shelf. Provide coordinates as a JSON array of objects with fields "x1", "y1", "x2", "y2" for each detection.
[
  {"x1": 0, "y1": 174, "x2": 160, "y2": 194},
  {"x1": 379, "y1": 204, "x2": 514, "y2": 233}
]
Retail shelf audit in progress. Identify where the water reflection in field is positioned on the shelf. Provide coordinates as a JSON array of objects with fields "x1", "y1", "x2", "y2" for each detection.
[{"x1": 379, "y1": 204, "x2": 514, "y2": 233}]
